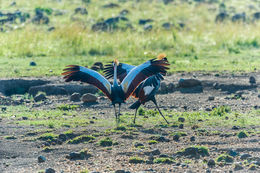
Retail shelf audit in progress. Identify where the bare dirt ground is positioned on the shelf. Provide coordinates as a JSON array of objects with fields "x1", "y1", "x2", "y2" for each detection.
[{"x1": 0, "y1": 72, "x2": 260, "y2": 173}]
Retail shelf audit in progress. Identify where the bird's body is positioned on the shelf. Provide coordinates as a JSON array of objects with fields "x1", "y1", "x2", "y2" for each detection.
[
  {"x1": 62, "y1": 58, "x2": 169, "y2": 122},
  {"x1": 103, "y1": 54, "x2": 169, "y2": 124}
]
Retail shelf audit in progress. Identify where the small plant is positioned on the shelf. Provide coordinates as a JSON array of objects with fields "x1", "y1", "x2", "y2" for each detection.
[
  {"x1": 38, "y1": 133, "x2": 58, "y2": 141},
  {"x1": 67, "y1": 135, "x2": 95, "y2": 144},
  {"x1": 177, "y1": 146, "x2": 209, "y2": 157},
  {"x1": 216, "y1": 154, "x2": 234, "y2": 163},
  {"x1": 99, "y1": 137, "x2": 113, "y2": 147},
  {"x1": 57, "y1": 104, "x2": 79, "y2": 111},
  {"x1": 237, "y1": 131, "x2": 249, "y2": 138},
  {"x1": 138, "y1": 107, "x2": 145, "y2": 116},
  {"x1": 148, "y1": 140, "x2": 158, "y2": 145},
  {"x1": 153, "y1": 157, "x2": 174, "y2": 164},
  {"x1": 211, "y1": 105, "x2": 231, "y2": 116},
  {"x1": 129, "y1": 157, "x2": 145, "y2": 164},
  {"x1": 170, "y1": 131, "x2": 187, "y2": 137},
  {"x1": 114, "y1": 125, "x2": 127, "y2": 131}
]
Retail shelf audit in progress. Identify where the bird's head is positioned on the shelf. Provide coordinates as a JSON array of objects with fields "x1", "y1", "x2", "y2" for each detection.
[
  {"x1": 113, "y1": 59, "x2": 119, "y2": 66},
  {"x1": 157, "y1": 53, "x2": 167, "y2": 60}
]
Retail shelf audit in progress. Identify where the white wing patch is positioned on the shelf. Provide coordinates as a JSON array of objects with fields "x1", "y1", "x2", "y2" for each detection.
[{"x1": 143, "y1": 85, "x2": 154, "y2": 96}]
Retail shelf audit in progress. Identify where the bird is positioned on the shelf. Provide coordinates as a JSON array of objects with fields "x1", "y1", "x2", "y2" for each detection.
[
  {"x1": 103, "y1": 53, "x2": 170, "y2": 124},
  {"x1": 62, "y1": 57, "x2": 170, "y2": 122}
]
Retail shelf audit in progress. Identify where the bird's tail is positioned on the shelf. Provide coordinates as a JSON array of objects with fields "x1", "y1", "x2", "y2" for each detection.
[{"x1": 129, "y1": 100, "x2": 141, "y2": 109}]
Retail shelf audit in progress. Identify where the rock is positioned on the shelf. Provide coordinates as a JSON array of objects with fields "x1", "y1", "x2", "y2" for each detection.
[
  {"x1": 232, "y1": 126, "x2": 240, "y2": 130},
  {"x1": 178, "y1": 79, "x2": 202, "y2": 88},
  {"x1": 208, "y1": 159, "x2": 215, "y2": 167},
  {"x1": 45, "y1": 168, "x2": 55, "y2": 173},
  {"x1": 48, "y1": 26, "x2": 55, "y2": 32},
  {"x1": 103, "y1": 3, "x2": 120, "y2": 8},
  {"x1": 215, "y1": 12, "x2": 229, "y2": 22},
  {"x1": 253, "y1": 12, "x2": 260, "y2": 21},
  {"x1": 205, "y1": 107, "x2": 212, "y2": 111},
  {"x1": 22, "y1": 116, "x2": 28, "y2": 120},
  {"x1": 233, "y1": 163, "x2": 243, "y2": 171},
  {"x1": 139, "y1": 19, "x2": 153, "y2": 25},
  {"x1": 190, "y1": 136, "x2": 195, "y2": 142},
  {"x1": 173, "y1": 135, "x2": 180, "y2": 141},
  {"x1": 227, "y1": 150, "x2": 238, "y2": 157},
  {"x1": 66, "y1": 152, "x2": 82, "y2": 160},
  {"x1": 232, "y1": 13, "x2": 246, "y2": 23},
  {"x1": 134, "y1": 143, "x2": 144, "y2": 148},
  {"x1": 249, "y1": 76, "x2": 256, "y2": 85},
  {"x1": 163, "y1": 0, "x2": 174, "y2": 5},
  {"x1": 167, "y1": 83, "x2": 175, "y2": 92},
  {"x1": 150, "y1": 149, "x2": 160, "y2": 155},
  {"x1": 81, "y1": 93, "x2": 97, "y2": 103},
  {"x1": 29, "y1": 85, "x2": 67, "y2": 96},
  {"x1": 38, "y1": 155, "x2": 46, "y2": 163},
  {"x1": 91, "y1": 16, "x2": 130, "y2": 32},
  {"x1": 240, "y1": 153, "x2": 252, "y2": 160},
  {"x1": 178, "y1": 117, "x2": 185, "y2": 122},
  {"x1": 143, "y1": 24, "x2": 152, "y2": 31},
  {"x1": 208, "y1": 96, "x2": 215, "y2": 101},
  {"x1": 70, "y1": 93, "x2": 81, "y2": 102},
  {"x1": 30, "y1": 61, "x2": 37, "y2": 66},
  {"x1": 74, "y1": 7, "x2": 88, "y2": 15},
  {"x1": 32, "y1": 9, "x2": 49, "y2": 25},
  {"x1": 115, "y1": 170, "x2": 126, "y2": 173},
  {"x1": 119, "y1": 9, "x2": 129, "y2": 16},
  {"x1": 34, "y1": 93, "x2": 46, "y2": 102},
  {"x1": 58, "y1": 134, "x2": 67, "y2": 141},
  {"x1": 162, "y1": 22, "x2": 172, "y2": 30},
  {"x1": 159, "y1": 82, "x2": 167, "y2": 93}
]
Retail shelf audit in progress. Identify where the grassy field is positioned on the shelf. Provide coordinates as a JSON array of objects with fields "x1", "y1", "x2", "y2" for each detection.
[{"x1": 0, "y1": 0, "x2": 260, "y2": 77}]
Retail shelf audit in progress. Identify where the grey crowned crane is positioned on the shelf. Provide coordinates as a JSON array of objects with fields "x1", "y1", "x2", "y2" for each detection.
[
  {"x1": 62, "y1": 58, "x2": 170, "y2": 122},
  {"x1": 103, "y1": 54, "x2": 170, "y2": 124}
]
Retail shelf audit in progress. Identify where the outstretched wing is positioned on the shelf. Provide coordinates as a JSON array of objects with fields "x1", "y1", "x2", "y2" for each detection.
[
  {"x1": 62, "y1": 65, "x2": 112, "y2": 100},
  {"x1": 104, "y1": 62, "x2": 135, "y2": 82},
  {"x1": 121, "y1": 58, "x2": 169, "y2": 100}
]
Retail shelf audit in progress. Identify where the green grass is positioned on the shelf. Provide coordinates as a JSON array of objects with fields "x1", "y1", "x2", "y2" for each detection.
[
  {"x1": 129, "y1": 156, "x2": 145, "y2": 164},
  {"x1": 0, "y1": 0, "x2": 260, "y2": 77},
  {"x1": 153, "y1": 157, "x2": 175, "y2": 164},
  {"x1": 67, "y1": 135, "x2": 95, "y2": 144}
]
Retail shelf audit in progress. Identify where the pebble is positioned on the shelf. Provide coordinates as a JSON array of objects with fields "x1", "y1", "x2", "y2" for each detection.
[
  {"x1": 34, "y1": 93, "x2": 46, "y2": 102},
  {"x1": 227, "y1": 149, "x2": 238, "y2": 157},
  {"x1": 208, "y1": 96, "x2": 215, "y2": 101},
  {"x1": 81, "y1": 93, "x2": 98, "y2": 103},
  {"x1": 233, "y1": 163, "x2": 243, "y2": 171},
  {"x1": 70, "y1": 93, "x2": 81, "y2": 102},
  {"x1": 207, "y1": 159, "x2": 215, "y2": 167},
  {"x1": 22, "y1": 116, "x2": 28, "y2": 120},
  {"x1": 173, "y1": 135, "x2": 180, "y2": 141},
  {"x1": 249, "y1": 76, "x2": 256, "y2": 84},
  {"x1": 38, "y1": 155, "x2": 46, "y2": 163},
  {"x1": 190, "y1": 136, "x2": 195, "y2": 142},
  {"x1": 240, "y1": 153, "x2": 252, "y2": 160},
  {"x1": 178, "y1": 117, "x2": 185, "y2": 122},
  {"x1": 45, "y1": 168, "x2": 55, "y2": 173},
  {"x1": 30, "y1": 61, "x2": 37, "y2": 66}
]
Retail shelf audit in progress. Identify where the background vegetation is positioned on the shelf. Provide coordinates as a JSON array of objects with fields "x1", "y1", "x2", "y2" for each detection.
[{"x1": 0, "y1": 0, "x2": 260, "y2": 77}]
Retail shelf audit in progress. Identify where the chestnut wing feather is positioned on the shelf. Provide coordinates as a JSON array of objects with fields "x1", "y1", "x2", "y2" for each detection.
[{"x1": 62, "y1": 65, "x2": 112, "y2": 100}]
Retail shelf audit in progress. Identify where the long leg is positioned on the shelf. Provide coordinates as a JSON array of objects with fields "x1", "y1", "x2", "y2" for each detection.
[
  {"x1": 113, "y1": 104, "x2": 117, "y2": 122},
  {"x1": 133, "y1": 108, "x2": 138, "y2": 124},
  {"x1": 118, "y1": 104, "x2": 121, "y2": 123},
  {"x1": 152, "y1": 97, "x2": 169, "y2": 124}
]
